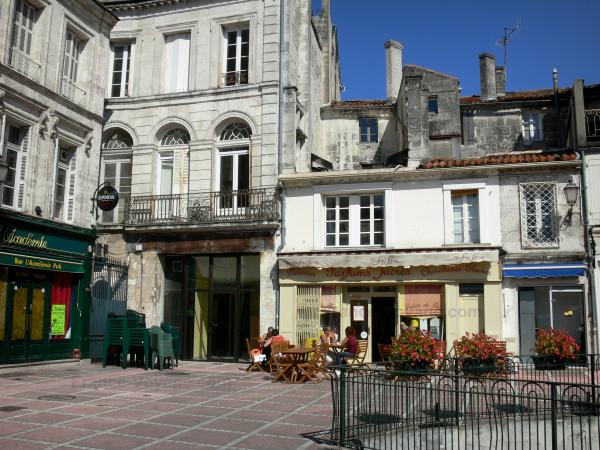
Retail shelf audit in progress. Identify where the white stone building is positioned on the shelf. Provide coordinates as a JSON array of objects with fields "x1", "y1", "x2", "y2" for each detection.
[
  {"x1": 96, "y1": 0, "x2": 341, "y2": 361},
  {"x1": 0, "y1": 0, "x2": 117, "y2": 363}
]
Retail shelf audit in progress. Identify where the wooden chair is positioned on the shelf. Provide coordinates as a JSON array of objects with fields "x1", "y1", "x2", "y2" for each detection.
[
  {"x1": 271, "y1": 341, "x2": 293, "y2": 382},
  {"x1": 245, "y1": 338, "x2": 267, "y2": 373},
  {"x1": 297, "y1": 344, "x2": 322, "y2": 383},
  {"x1": 345, "y1": 340, "x2": 369, "y2": 367}
]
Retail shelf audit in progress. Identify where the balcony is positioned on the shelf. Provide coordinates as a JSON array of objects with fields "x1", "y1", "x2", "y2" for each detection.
[
  {"x1": 221, "y1": 70, "x2": 249, "y2": 87},
  {"x1": 124, "y1": 187, "x2": 278, "y2": 227},
  {"x1": 9, "y1": 51, "x2": 41, "y2": 83},
  {"x1": 586, "y1": 109, "x2": 600, "y2": 141},
  {"x1": 61, "y1": 78, "x2": 86, "y2": 106}
]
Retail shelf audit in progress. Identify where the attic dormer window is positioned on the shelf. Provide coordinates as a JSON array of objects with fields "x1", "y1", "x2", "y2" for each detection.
[{"x1": 359, "y1": 118, "x2": 378, "y2": 143}]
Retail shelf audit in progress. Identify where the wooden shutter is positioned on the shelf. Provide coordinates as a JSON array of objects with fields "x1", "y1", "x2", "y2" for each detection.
[
  {"x1": 164, "y1": 34, "x2": 177, "y2": 92},
  {"x1": 171, "y1": 147, "x2": 189, "y2": 195},
  {"x1": 165, "y1": 33, "x2": 189, "y2": 93},
  {"x1": 16, "y1": 127, "x2": 29, "y2": 209},
  {"x1": 12, "y1": 0, "x2": 35, "y2": 55},
  {"x1": 66, "y1": 150, "x2": 77, "y2": 221},
  {"x1": 176, "y1": 34, "x2": 190, "y2": 92}
]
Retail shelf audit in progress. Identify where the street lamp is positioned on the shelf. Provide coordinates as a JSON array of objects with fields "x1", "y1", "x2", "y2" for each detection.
[{"x1": 563, "y1": 179, "x2": 579, "y2": 227}]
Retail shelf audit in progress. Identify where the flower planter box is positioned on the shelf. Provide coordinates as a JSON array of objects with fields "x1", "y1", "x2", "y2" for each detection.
[
  {"x1": 391, "y1": 359, "x2": 431, "y2": 374},
  {"x1": 531, "y1": 355, "x2": 567, "y2": 371}
]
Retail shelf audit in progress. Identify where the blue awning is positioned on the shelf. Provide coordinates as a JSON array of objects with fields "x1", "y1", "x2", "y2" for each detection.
[{"x1": 503, "y1": 263, "x2": 586, "y2": 278}]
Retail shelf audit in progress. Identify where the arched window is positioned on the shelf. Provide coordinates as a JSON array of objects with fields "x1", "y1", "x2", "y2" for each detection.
[
  {"x1": 102, "y1": 130, "x2": 133, "y2": 150},
  {"x1": 220, "y1": 122, "x2": 252, "y2": 141},
  {"x1": 101, "y1": 129, "x2": 133, "y2": 223},
  {"x1": 160, "y1": 127, "x2": 190, "y2": 146},
  {"x1": 216, "y1": 121, "x2": 251, "y2": 210}
]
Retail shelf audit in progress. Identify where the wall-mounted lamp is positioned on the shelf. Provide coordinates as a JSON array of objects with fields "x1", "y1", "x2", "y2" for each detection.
[{"x1": 563, "y1": 179, "x2": 579, "y2": 227}]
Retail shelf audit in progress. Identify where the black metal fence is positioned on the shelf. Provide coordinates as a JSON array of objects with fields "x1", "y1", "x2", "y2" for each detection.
[
  {"x1": 327, "y1": 366, "x2": 600, "y2": 450},
  {"x1": 124, "y1": 187, "x2": 278, "y2": 226},
  {"x1": 90, "y1": 257, "x2": 128, "y2": 363}
]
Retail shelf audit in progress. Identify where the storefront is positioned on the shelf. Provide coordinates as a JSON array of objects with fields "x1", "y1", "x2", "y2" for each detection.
[
  {"x1": 278, "y1": 249, "x2": 502, "y2": 362},
  {"x1": 502, "y1": 262, "x2": 588, "y2": 355},
  {"x1": 0, "y1": 210, "x2": 95, "y2": 363}
]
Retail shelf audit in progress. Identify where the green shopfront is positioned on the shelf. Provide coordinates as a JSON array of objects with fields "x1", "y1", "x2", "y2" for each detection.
[{"x1": 0, "y1": 210, "x2": 95, "y2": 363}]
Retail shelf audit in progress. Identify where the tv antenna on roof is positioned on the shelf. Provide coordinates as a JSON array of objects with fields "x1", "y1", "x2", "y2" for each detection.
[{"x1": 496, "y1": 20, "x2": 521, "y2": 78}]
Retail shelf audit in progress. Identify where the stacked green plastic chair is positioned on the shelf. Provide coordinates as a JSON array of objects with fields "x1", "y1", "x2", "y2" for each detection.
[
  {"x1": 102, "y1": 316, "x2": 129, "y2": 369},
  {"x1": 127, "y1": 327, "x2": 150, "y2": 370},
  {"x1": 126, "y1": 309, "x2": 146, "y2": 329},
  {"x1": 160, "y1": 322, "x2": 180, "y2": 367},
  {"x1": 150, "y1": 325, "x2": 175, "y2": 370}
]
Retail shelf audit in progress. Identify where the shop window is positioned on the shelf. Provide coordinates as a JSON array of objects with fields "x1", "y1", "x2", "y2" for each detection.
[
  {"x1": 520, "y1": 183, "x2": 559, "y2": 248},
  {"x1": 403, "y1": 284, "x2": 443, "y2": 316},
  {"x1": 50, "y1": 273, "x2": 75, "y2": 340},
  {"x1": 1, "y1": 124, "x2": 30, "y2": 209},
  {"x1": 325, "y1": 193, "x2": 384, "y2": 247},
  {"x1": 459, "y1": 283, "x2": 484, "y2": 296},
  {"x1": 296, "y1": 285, "x2": 321, "y2": 346},
  {"x1": 518, "y1": 286, "x2": 585, "y2": 355}
]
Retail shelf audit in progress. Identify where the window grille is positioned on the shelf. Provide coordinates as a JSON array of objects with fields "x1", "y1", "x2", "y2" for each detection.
[
  {"x1": 296, "y1": 286, "x2": 321, "y2": 346},
  {"x1": 160, "y1": 128, "x2": 190, "y2": 146},
  {"x1": 220, "y1": 122, "x2": 252, "y2": 141},
  {"x1": 520, "y1": 183, "x2": 559, "y2": 248},
  {"x1": 103, "y1": 131, "x2": 133, "y2": 150}
]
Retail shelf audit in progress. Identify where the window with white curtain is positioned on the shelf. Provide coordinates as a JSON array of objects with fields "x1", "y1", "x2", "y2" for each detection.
[
  {"x1": 164, "y1": 33, "x2": 190, "y2": 93},
  {"x1": 109, "y1": 42, "x2": 133, "y2": 97},
  {"x1": 451, "y1": 191, "x2": 480, "y2": 244},
  {"x1": 522, "y1": 112, "x2": 542, "y2": 144}
]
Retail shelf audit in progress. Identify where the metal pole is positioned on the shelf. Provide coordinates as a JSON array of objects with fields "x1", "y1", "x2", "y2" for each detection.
[
  {"x1": 339, "y1": 367, "x2": 347, "y2": 447},
  {"x1": 550, "y1": 383, "x2": 558, "y2": 450}
]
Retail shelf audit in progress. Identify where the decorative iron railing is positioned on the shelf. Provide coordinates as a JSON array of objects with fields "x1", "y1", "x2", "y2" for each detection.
[
  {"x1": 222, "y1": 70, "x2": 249, "y2": 86},
  {"x1": 61, "y1": 77, "x2": 86, "y2": 106},
  {"x1": 320, "y1": 364, "x2": 600, "y2": 450},
  {"x1": 585, "y1": 109, "x2": 600, "y2": 140},
  {"x1": 124, "y1": 187, "x2": 278, "y2": 226},
  {"x1": 10, "y1": 50, "x2": 41, "y2": 83}
]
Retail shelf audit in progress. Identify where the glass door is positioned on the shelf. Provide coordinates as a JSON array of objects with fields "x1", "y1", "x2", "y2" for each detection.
[
  {"x1": 208, "y1": 291, "x2": 236, "y2": 359},
  {"x1": 5, "y1": 282, "x2": 51, "y2": 362}
]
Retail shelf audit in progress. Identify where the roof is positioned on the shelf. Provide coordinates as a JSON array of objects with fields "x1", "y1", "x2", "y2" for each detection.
[
  {"x1": 420, "y1": 151, "x2": 579, "y2": 169},
  {"x1": 322, "y1": 100, "x2": 394, "y2": 111},
  {"x1": 460, "y1": 84, "x2": 600, "y2": 104},
  {"x1": 403, "y1": 64, "x2": 459, "y2": 81}
]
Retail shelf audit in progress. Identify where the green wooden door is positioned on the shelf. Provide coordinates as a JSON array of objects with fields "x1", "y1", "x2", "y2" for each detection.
[{"x1": 3, "y1": 282, "x2": 51, "y2": 362}]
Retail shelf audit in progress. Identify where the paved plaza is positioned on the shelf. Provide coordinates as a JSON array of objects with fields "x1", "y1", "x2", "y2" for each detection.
[{"x1": 0, "y1": 362, "x2": 333, "y2": 450}]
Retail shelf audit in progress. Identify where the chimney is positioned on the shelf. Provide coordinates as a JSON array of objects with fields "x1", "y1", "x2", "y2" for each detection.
[
  {"x1": 495, "y1": 66, "x2": 505, "y2": 96},
  {"x1": 479, "y1": 53, "x2": 497, "y2": 101},
  {"x1": 385, "y1": 40, "x2": 403, "y2": 103}
]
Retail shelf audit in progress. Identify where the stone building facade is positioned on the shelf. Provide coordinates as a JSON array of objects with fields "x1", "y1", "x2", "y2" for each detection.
[
  {"x1": 0, "y1": 0, "x2": 117, "y2": 362},
  {"x1": 96, "y1": 0, "x2": 341, "y2": 361}
]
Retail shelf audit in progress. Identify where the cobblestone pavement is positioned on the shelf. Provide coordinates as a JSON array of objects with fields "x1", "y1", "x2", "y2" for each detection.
[{"x1": 0, "y1": 362, "x2": 334, "y2": 450}]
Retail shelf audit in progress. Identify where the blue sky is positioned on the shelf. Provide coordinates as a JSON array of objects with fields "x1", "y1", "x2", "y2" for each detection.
[{"x1": 316, "y1": 0, "x2": 600, "y2": 99}]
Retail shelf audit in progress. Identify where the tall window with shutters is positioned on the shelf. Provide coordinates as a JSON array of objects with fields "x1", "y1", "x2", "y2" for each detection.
[
  {"x1": 164, "y1": 33, "x2": 190, "y2": 93},
  {"x1": 63, "y1": 30, "x2": 81, "y2": 83},
  {"x1": 217, "y1": 123, "x2": 251, "y2": 210},
  {"x1": 1, "y1": 124, "x2": 30, "y2": 210},
  {"x1": 109, "y1": 42, "x2": 133, "y2": 97},
  {"x1": 10, "y1": 0, "x2": 37, "y2": 80},
  {"x1": 222, "y1": 27, "x2": 249, "y2": 86},
  {"x1": 53, "y1": 146, "x2": 77, "y2": 222},
  {"x1": 157, "y1": 128, "x2": 190, "y2": 198}
]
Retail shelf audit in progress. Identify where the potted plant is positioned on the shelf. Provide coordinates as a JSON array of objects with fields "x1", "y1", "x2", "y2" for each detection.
[
  {"x1": 389, "y1": 328, "x2": 445, "y2": 374},
  {"x1": 532, "y1": 328, "x2": 580, "y2": 370},
  {"x1": 454, "y1": 333, "x2": 509, "y2": 376}
]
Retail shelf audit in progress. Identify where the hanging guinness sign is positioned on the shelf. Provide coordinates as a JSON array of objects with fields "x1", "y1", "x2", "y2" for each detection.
[{"x1": 96, "y1": 185, "x2": 119, "y2": 211}]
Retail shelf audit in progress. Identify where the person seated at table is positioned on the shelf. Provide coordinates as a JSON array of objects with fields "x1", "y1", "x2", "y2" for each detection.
[
  {"x1": 259, "y1": 326, "x2": 274, "y2": 360},
  {"x1": 320, "y1": 327, "x2": 335, "y2": 365},
  {"x1": 335, "y1": 326, "x2": 358, "y2": 366},
  {"x1": 330, "y1": 326, "x2": 339, "y2": 343}
]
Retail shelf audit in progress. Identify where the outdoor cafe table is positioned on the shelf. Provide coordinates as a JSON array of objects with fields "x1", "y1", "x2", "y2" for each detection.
[{"x1": 278, "y1": 347, "x2": 316, "y2": 383}]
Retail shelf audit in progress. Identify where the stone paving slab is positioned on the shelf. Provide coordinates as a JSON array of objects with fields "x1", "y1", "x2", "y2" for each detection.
[{"x1": 0, "y1": 361, "x2": 334, "y2": 449}]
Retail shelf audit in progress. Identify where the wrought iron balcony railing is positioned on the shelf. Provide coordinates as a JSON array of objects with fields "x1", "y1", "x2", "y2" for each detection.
[
  {"x1": 124, "y1": 187, "x2": 278, "y2": 226},
  {"x1": 10, "y1": 50, "x2": 41, "y2": 83},
  {"x1": 61, "y1": 77, "x2": 87, "y2": 106},
  {"x1": 222, "y1": 70, "x2": 249, "y2": 86},
  {"x1": 585, "y1": 109, "x2": 600, "y2": 140}
]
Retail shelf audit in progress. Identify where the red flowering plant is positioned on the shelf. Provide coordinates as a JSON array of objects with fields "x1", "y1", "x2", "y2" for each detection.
[
  {"x1": 389, "y1": 328, "x2": 445, "y2": 370},
  {"x1": 454, "y1": 332, "x2": 510, "y2": 375},
  {"x1": 534, "y1": 328, "x2": 580, "y2": 360}
]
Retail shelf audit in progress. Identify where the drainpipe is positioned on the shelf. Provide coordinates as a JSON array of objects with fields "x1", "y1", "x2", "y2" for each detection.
[{"x1": 274, "y1": 0, "x2": 285, "y2": 329}]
